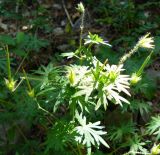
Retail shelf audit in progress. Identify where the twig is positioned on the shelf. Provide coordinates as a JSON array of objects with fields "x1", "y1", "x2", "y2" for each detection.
[
  {"x1": 14, "y1": 50, "x2": 30, "y2": 76},
  {"x1": 79, "y1": 11, "x2": 85, "y2": 49},
  {"x1": 34, "y1": 98, "x2": 59, "y2": 121},
  {"x1": 62, "y1": 0, "x2": 74, "y2": 27},
  {"x1": 15, "y1": 124, "x2": 28, "y2": 143},
  {"x1": 12, "y1": 77, "x2": 24, "y2": 92},
  {"x1": 123, "y1": 151, "x2": 150, "y2": 155}
]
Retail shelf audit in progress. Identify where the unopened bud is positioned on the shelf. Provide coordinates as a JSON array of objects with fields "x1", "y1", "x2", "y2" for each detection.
[
  {"x1": 27, "y1": 89, "x2": 35, "y2": 98},
  {"x1": 68, "y1": 68, "x2": 76, "y2": 86},
  {"x1": 5, "y1": 78, "x2": 16, "y2": 92},
  {"x1": 130, "y1": 73, "x2": 141, "y2": 85},
  {"x1": 151, "y1": 144, "x2": 160, "y2": 155}
]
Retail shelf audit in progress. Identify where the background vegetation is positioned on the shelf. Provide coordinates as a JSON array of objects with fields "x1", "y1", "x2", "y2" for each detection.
[{"x1": 0, "y1": 0, "x2": 160, "y2": 155}]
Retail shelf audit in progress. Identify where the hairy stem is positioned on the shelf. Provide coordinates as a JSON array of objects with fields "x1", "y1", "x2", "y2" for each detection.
[
  {"x1": 5, "y1": 45, "x2": 11, "y2": 81},
  {"x1": 79, "y1": 12, "x2": 85, "y2": 49},
  {"x1": 119, "y1": 43, "x2": 139, "y2": 65}
]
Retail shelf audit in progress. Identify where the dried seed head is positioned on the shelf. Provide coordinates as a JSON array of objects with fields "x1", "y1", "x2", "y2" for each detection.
[
  {"x1": 76, "y1": 2, "x2": 85, "y2": 13},
  {"x1": 138, "y1": 33, "x2": 154, "y2": 49}
]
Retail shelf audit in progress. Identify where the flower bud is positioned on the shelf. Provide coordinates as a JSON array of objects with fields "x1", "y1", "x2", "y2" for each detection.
[
  {"x1": 151, "y1": 144, "x2": 160, "y2": 155},
  {"x1": 27, "y1": 89, "x2": 35, "y2": 98},
  {"x1": 68, "y1": 68, "x2": 76, "y2": 86},
  {"x1": 130, "y1": 73, "x2": 141, "y2": 85},
  {"x1": 109, "y1": 71, "x2": 117, "y2": 82},
  {"x1": 5, "y1": 78, "x2": 16, "y2": 92}
]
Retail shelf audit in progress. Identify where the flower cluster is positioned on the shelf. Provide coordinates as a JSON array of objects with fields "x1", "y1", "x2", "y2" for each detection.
[
  {"x1": 93, "y1": 62, "x2": 130, "y2": 109},
  {"x1": 67, "y1": 59, "x2": 131, "y2": 110}
]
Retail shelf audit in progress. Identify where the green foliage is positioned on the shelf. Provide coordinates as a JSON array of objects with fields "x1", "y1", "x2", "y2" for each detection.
[
  {"x1": 45, "y1": 121, "x2": 75, "y2": 154},
  {"x1": 124, "y1": 134, "x2": 148, "y2": 155},
  {"x1": 133, "y1": 74, "x2": 157, "y2": 99},
  {"x1": 0, "y1": 34, "x2": 15, "y2": 46},
  {"x1": 122, "y1": 100, "x2": 151, "y2": 117},
  {"x1": 0, "y1": 1, "x2": 159, "y2": 155},
  {"x1": 108, "y1": 121, "x2": 135, "y2": 143},
  {"x1": 147, "y1": 115, "x2": 160, "y2": 140},
  {"x1": 151, "y1": 143, "x2": 160, "y2": 155},
  {"x1": 0, "y1": 32, "x2": 49, "y2": 58}
]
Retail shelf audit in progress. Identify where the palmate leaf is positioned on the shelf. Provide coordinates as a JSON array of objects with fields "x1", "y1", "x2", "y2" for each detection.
[
  {"x1": 122, "y1": 100, "x2": 151, "y2": 117},
  {"x1": 147, "y1": 115, "x2": 160, "y2": 140},
  {"x1": 122, "y1": 135, "x2": 148, "y2": 155},
  {"x1": 129, "y1": 136, "x2": 148, "y2": 155},
  {"x1": 27, "y1": 34, "x2": 49, "y2": 52},
  {"x1": 108, "y1": 121, "x2": 135, "y2": 143},
  {"x1": 45, "y1": 121, "x2": 75, "y2": 154},
  {"x1": 74, "y1": 111, "x2": 109, "y2": 155},
  {"x1": 0, "y1": 34, "x2": 15, "y2": 45},
  {"x1": 35, "y1": 63, "x2": 62, "y2": 89}
]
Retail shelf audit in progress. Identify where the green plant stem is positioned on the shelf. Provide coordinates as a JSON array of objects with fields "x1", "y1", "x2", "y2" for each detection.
[
  {"x1": 77, "y1": 144, "x2": 83, "y2": 155},
  {"x1": 123, "y1": 151, "x2": 150, "y2": 155},
  {"x1": 86, "y1": 43, "x2": 93, "y2": 59},
  {"x1": 79, "y1": 12, "x2": 85, "y2": 49},
  {"x1": 34, "y1": 98, "x2": 58, "y2": 121},
  {"x1": 88, "y1": 43, "x2": 93, "y2": 50},
  {"x1": 5, "y1": 45, "x2": 11, "y2": 81},
  {"x1": 21, "y1": 76, "x2": 42, "y2": 81},
  {"x1": 22, "y1": 68, "x2": 32, "y2": 92},
  {"x1": 62, "y1": 0, "x2": 73, "y2": 27},
  {"x1": 67, "y1": 143, "x2": 79, "y2": 155},
  {"x1": 109, "y1": 145, "x2": 123, "y2": 154},
  {"x1": 119, "y1": 43, "x2": 139, "y2": 65},
  {"x1": 12, "y1": 77, "x2": 24, "y2": 92},
  {"x1": 137, "y1": 51, "x2": 153, "y2": 76},
  {"x1": 15, "y1": 50, "x2": 30, "y2": 76}
]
